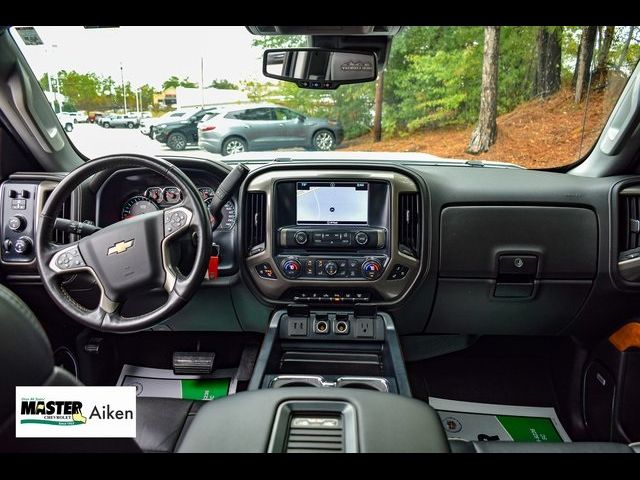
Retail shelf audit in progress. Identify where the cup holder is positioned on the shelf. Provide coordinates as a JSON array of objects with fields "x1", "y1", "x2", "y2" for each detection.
[
  {"x1": 269, "y1": 375, "x2": 325, "y2": 389},
  {"x1": 269, "y1": 375, "x2": 390, "y2": 392},
  {"x1": 335, "y1": 377, "x2": 390, "y2": 393}
]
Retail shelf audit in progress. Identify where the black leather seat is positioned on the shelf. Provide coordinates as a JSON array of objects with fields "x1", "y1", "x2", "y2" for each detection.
[{"x1": 0, "y1": 283, "x2": 193, "y2": 453}]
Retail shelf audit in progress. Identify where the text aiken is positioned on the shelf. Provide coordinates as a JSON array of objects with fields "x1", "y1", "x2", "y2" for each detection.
[{"x1": 90, "y1": 405, "x2": 134, "y2": 420}]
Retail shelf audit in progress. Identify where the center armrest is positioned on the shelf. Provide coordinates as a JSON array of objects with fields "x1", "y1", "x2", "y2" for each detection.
[{"x1": 176, "y1": 387, "x2": 449, "y2": 453}]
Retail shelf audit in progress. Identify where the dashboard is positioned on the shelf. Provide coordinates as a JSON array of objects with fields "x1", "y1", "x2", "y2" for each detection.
[{"x1": 4, "y1": 153, "x2": 640, "y2": 341}]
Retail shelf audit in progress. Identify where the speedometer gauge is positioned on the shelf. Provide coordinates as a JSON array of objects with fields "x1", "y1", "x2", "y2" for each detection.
[
  {"x1": 205, "y1": 198, "x2": 237, "y2": 231},
  {"x1": 121, "y1": 195, "x2": 159, "y2": 219}
]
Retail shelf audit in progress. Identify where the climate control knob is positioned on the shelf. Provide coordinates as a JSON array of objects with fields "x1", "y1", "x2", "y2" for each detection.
[
  {"x1": 324, "y1": 261, "x2": 339, "y2": 276},
  {"x1": 355, "y1": 231, "x2": 369, "y2": 246},
  {"x1": 282, "y1": 258, "x2": 302, "y2": 279},
  {"x1": 8, "y1": 215, "x2": 26, "y2": 232},
  {"x1": 294, "y1": 231, "x2": 308, "y2": 245},
  {"x1": 361, "y1": 259, "x2": 383, "y2": 280},
  {"x1": 14, "y1": 236, "x2": 33, "y2": 255}
]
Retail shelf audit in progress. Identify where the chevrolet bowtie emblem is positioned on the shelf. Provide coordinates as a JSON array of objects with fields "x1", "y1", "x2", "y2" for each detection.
[{"x1": 107, "y1": 239, "x2": 134, "y2": 256}]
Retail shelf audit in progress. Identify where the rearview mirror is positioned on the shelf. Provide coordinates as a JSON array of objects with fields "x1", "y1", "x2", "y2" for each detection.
[{"x1": 263, "y1": 48, "x2": 377, "y2": 90}]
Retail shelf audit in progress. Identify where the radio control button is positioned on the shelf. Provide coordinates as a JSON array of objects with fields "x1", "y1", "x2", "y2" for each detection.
[
  {"x1": 355, "y1": 232, "x2": 369, "y2": 245},
  {"x1": 294, "y1": 231, "x2": 309, "y2": 245}
]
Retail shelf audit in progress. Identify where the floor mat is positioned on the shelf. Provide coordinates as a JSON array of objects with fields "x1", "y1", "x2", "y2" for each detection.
[
  {"x1": 117, "y1": 364, "x2": 238, "y2": 401},
  {"x1": 430, "y1": 397, "x2": 571, "y2": 443}
]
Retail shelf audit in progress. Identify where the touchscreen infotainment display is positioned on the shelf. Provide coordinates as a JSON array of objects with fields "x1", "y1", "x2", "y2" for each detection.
[{"x1": 296, "y1": 182, "x2": 368, "y2": 225}]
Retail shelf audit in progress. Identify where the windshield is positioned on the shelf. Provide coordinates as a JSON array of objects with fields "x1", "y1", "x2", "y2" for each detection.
[{"x1": 11, "y1": 26, "x2": 640, "y2": 168}]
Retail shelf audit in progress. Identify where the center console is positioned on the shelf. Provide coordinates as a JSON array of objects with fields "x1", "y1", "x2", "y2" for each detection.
[
  {"x1": 247, "y1": 306, "x2": 412, "y2": 396},
  {"x1": 243, "y1": 169, "x2": 424, "y2": 305},
  {"x1": 177, "y1": 305, "x2": 449, "y2": 453}
]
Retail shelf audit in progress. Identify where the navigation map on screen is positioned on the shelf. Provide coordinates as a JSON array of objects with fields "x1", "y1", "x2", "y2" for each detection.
[{"x1": 296, "y1": 182, "x2": 368, "y2": 225}]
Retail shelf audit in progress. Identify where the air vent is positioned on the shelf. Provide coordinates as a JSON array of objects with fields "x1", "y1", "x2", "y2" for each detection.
[
  {"x1": 245, "y1": 192, "x2": 266, "y2": 255},
  {"x1": 398, "y1": 192, "x2": 421, "y2": 258},
  {"x1": 53, "y1": 198, "x2": 72, "y2": 244},
  {"x1": 285, "y1": 415, "x2": 344, "y2": 453},
  {"x1": 619, "y1": 187, "x2": 640, "y2": 252},
  {"x1": 42, "y1": 189, "x2": 72, "y2": 244}
]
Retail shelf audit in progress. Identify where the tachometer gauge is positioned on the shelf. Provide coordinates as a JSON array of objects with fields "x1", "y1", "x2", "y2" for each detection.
[
  {"x1": 205, "y1": 198, "x2": 237, "y2": 231},
  {"x1": 122, "y1": 195, "x2": 159, "y2": 219},
  {"x1": 145, "y1": 187, "x2": 163, "y2": 203},
  {"x1": 164, "y1": 187, "x2": 181, "y2": 204}
]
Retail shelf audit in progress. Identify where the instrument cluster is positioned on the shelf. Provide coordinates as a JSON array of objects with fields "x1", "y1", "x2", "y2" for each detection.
[{"x1": 121, "y1": 186, "x2": 237, "y2": 231}]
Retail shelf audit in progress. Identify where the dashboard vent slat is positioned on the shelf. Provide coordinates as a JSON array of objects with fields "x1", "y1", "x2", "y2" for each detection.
[
  {"x1": 398, "y1": 192, "x2": 421, "y2": 259},
  {"x1": 246, "y1": 192, "x2": 266, "y2": 255},
  {"x1": 618, "y1": 186, "x2": 640, "y2": 253},
  {"x1": 54, "y1": 198, "x2": 71, "y2": 244},
  {"x1": 618, "y1": 188, "x2": 640, "y2": 252}
]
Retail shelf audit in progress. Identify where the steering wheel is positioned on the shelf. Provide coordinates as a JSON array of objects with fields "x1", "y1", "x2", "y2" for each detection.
[{"x1": 35, "y1": 154, "x2": 214, "y2": 333}]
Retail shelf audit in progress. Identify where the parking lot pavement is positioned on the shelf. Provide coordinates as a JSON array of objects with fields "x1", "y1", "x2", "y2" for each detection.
[{"x1": 67, "y1": 123, "x2": 223, "y2": 160}]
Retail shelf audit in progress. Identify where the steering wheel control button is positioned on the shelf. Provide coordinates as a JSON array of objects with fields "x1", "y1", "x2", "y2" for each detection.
[
  {"x1": 355, "y1": 231, "x2": 369, "y2": 246},
  {"x1": 8, "y1": 215, "x2": 26, "y2": 232},
  {"x1": 362, "y1": 259, "x2": 383, "y2": 280},
  {"x1": 256, "y1": 262, "x2": 277, "y2": 279},
  {"x1": 389, "y1": 264, "x2": 410, "y2": 280},
  {"x1": 498, "y1": 254, "x2": 538, "y2": 276},
  {"x1": 164, "y1": 207, "x2": 192, "y2": 236},
  {"x1": 54, "y1": 246, "x2": 85, "y2": 270},
  {"x1": 294, "y1": 231, "x2": 309, "y2": 245},
  {"x1": 282, "y1": 258, "x2": 302, "y2": 278}
]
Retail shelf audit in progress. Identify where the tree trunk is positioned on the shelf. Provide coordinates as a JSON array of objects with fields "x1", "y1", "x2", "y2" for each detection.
[
  {"x1": 373, "y1": 70, "x2": 384, "y2": 142},
  {"x1": 617, "y1": 26, "x2": 635, "y2": 69},
  {"x1": 574, "y1": 26, "x2": 597, "y2": 103},
  {"x1": 595, "y1": 26, "x2": 615, "y2": 70},
  {"x1": 467, "y1": 26, "x2": 500, "y2": 154},
  {"x1": 593, "y1": 26, "x2": 616, "y2": 88},
  {"x1": 533, "y1": 26, "x2": 562, "y2": 98}
]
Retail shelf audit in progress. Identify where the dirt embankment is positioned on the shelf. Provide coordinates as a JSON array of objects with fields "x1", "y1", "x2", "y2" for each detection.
[{"x1": 342, "y1": 87, "x2": 619, "y2": 169}]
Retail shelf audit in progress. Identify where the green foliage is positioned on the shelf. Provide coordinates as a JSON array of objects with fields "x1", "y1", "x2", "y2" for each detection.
[
  {"x1": 382, "y1": 26, "x2": 538, "y2": 135},
  {"x1": 251, "y1": 35, "x2": 307, "y2": 49},
  {"x1": 161, "y1": 76, "x2": 198, "y2": 90},
  {"x1": 209, "y1": 79, "x2": 238, "y2": 90}
]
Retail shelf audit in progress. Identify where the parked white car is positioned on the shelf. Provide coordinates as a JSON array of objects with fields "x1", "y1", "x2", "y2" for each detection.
[
  {"x1": 68, "y1": 111, "x2": 88, "y2": 123},
  {"x1": 56, "y1": 112, "x2": 74, "y2": 132}
]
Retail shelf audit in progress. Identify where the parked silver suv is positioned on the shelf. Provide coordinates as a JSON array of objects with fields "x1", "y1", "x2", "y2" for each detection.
[
  {"x1": 197, "y1": 104, "x2": 343, "y2": 156},
  {"x1": 100, "y1": 114, "x2": 140, "y2": 129}
]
